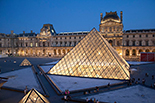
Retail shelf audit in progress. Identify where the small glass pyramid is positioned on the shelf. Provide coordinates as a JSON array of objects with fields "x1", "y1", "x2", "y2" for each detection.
[
  {"x1": 19, "y1": 88, "x2": 50, "y2": 103},
  {"x1": 48, "y1": 28, "x2": 130, "y2": 80},
  {"x1": 20, "y1": 59, "x2": 32, "y2": 66}
]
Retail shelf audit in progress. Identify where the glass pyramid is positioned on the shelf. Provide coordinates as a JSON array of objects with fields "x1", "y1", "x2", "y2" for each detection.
[
  {"x1": 48, "y1": 28, "x2": 130, "y2": 80},
  {"x1": 20, "y1": 58, "x2": 32, "y2": 66},
  {"x1": 19, "y1": 88, "x2": 50, "y2": 103}
]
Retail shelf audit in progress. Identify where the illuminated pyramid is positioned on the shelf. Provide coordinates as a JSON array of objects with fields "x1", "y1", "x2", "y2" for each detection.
[
  {"x1": 19, "y1": 88, "x2": 50, "y2": 103},
  {"x1": 48, "y1": 28, "x2": 130, "y2": 80},
  {"x1": 20, "y1": 58, "x2": 32, "y2": 66}
]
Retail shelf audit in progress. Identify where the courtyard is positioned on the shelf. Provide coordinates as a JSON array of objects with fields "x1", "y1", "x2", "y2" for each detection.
[{"x1": 0, "y1": 57, "x2": 155, "y2": 103}]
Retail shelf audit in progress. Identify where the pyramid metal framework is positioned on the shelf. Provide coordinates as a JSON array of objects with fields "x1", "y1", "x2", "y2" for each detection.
[
  {"x1": 48, "y1": 28, "x2": 130, "y2": 80},
  {"x1": 20, "y1": 59, "x2": 32, "y2": 66},
  {"x1": 19, "y1": 88, "x2": 50, "y2": 103}
]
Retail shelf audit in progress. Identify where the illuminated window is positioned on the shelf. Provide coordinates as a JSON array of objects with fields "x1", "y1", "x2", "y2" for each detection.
[
  {"x1": 30, "y1": 43, "x2": 33, "y2": 47},
  {"x1": 36, "y1": 43, "x2": 38, "y2": 47}
]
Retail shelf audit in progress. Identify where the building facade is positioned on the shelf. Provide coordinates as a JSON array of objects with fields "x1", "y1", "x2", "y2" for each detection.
[{"x1": 0, "y1": 11, "x2": 155, "y2": 61}]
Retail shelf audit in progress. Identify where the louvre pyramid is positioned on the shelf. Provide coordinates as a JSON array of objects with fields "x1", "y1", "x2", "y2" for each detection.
[
  {"x1": 19, "y1": 88, "x2": 50, "y2": 103},
  {"x1": 20, "y1": 58, "x2": 32, "y2": 66},
  {"x1": 48, "y1": 28, "x2": 130, "y2": 80}
]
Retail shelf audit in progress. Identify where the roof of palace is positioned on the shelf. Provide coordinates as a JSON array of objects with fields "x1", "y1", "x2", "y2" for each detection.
[{"x1": 102, "y1": 11, "x2": 120, "y2": 21}]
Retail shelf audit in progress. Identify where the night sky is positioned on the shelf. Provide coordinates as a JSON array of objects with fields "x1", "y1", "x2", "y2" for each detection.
[{"x1": 0, "y1": 0, "x2": 155, "y2": 34}]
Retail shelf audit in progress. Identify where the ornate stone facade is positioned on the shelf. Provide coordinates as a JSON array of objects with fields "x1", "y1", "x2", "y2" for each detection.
[{"x1": 0, "y1": 11, "x2": 155, "y2": 61}]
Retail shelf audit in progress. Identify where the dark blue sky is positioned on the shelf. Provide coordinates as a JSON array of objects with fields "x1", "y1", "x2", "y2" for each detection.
[{"x1": 0, "y1": 0, "x2": 155, "y2": 34}]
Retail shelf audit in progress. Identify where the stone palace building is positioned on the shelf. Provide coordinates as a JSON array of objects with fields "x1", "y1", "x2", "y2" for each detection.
[{"x1": 0, "y1": 11, "x2": 155, "y2": 61}]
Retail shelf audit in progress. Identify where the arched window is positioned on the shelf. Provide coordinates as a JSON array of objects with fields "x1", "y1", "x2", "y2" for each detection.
[
  {"x1": 126, "y1": 49, "x2": 129, "y2": 56},
  {"x1": 145, "y1": 49, "x2": 150, "y2": 52},
  {"x1": 132, "y1": 49, "x2": 136, "y2": 56}
]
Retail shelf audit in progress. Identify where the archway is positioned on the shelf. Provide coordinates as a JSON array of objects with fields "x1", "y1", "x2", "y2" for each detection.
[
  {"x1": 58, "y1": 49, "x2": 61, "y2": 55},
  {"x1": 152, "y1": 49, "x2": 155, "y2": 52},
  {"x1": 54, "y1": 49, "x2": 56, "y2": 55},
  {"x1": 132, "y1": 49, "x2": 136, "y2": 56},
  {"x1": 63, "y1": 49, "x2": 66, "y2": 55},
  {"x1": 126, "y1": 49, "x2": 129, "y2": 56},
  {"x1": 145, "y1": 49, "x2": 150, "y2": 52},
  {"x1": 138, "y1": 49, "x2": 143, "y2": 55},
  {"x1": 43, "y1": 49, "x2": 46, "y2": 56},
  {"x1": 67, "y1": 49, "x2": 70, "y2": 53}
]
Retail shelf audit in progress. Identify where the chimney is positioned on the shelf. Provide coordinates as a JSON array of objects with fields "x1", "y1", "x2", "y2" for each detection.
[
  {"x1": 23, "y1": 31, "x2": 25, "y2": 34},
  {"x1": 31, "y1": 30, "x2": 33, "y2": 33},
  {"x1": 120, "y1": 11, "x2": 123, "y2": 23},
  {"x1": 100, "y1": 13, "x2": 103, "y2": 22},
  {"x1": 11, "y1": 30, "x2": 14, "y2": 34}
]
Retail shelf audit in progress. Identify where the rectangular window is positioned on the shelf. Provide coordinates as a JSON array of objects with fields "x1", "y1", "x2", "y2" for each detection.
[
  {"x1": 36, "y1": 43, "x2": 38, "y2": 47},
  {"x1": 139, "y1": 35, "x2": 141, "y2": 37},
  {"x1": 74, "y1": 37, "x2": 76, "y2": 39}
]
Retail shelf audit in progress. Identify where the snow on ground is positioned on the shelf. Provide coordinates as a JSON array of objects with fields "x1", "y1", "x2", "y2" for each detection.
[
  {"x1": 47, "y1": 75, "x2": 122, "y2": 92},
  {"x1": 45, "y1": 60, "x2": 59, "y2": 65},
  {"x1": 127, "y1": 61, "x2": 152, "y2": 65},
  {"x1": 81, "y1": 85, "x2": 155, "y2": 103},
  {"x1": 40, "y1": 65, "x2": 54, "y2": 73},
  {"x1": 0, "y1": 67, "x2": 42, "y2": 92}
]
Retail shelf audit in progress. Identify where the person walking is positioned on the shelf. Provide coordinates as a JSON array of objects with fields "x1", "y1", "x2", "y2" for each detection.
[{"x1": 24, "y1": 86, "x2": 28, "y2": 95}]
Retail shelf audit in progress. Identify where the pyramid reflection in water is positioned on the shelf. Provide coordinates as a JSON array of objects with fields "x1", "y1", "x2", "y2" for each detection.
[{"x1": 48, "y1": 28, "x2": 130, "y2": 80}]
